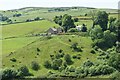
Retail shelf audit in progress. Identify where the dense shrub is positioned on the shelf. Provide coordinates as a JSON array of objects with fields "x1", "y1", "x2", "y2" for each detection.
[
  {"x1": 110, "y1": 71, "x2": 120, "y2": 80},
  {"x1": 74, "y1": 18, "x2": 79, "y2": 22},
  {"x1": 89, "y1": 64, "x2": 115, "y2": 76},
  {"x1": 64, "y1": 54, "x2": 73, "y2": 65},
  {"x1": 59, "y1": 49, "x2": 63, "y2": 53},
  {"x1": 68, "y1": 39, "x2": 72, "y2": 42},
  {"x1": 51, "y1": 59, "x2": 62, "y2": 70},
  {"x1": 108, "y1": 52, "x2": 120, "y2": 71},
  {"x1": 66, "y1": 66, "x2": 75, "y2": 72},
  {"x1": 10, "y1": 58, "x2": 17, "y2": 62},
  {"x1": 71, "y1": 43, "x2": 82, "y2": 52},
  {"x1": 37, "y1": 48, "x2": 40, "y2": 52},
  {"x1": 13, "y1": 13, "x2": 22, "y2": 17},
  {"x1": 83, "y1": 60, "x2": 94, "y2": 67},
  {"x1": 34, "y1": 17, "x2": 40, "y2": 21},
  {"x1": 17, "y1": 66, "x2": 30, "y2": 77},
  {"x1": 2, "y1": 68, "x2": 17, "y2": 79},
  {"x1": 31, "y1": 61, "x2": 40, "y2": 71},
  {"x1": 44, "y1": 60, "x2": 51, "y2": 69},
  {"x1": 90, "y1": 50, "x2": 96, "y2": 54}
]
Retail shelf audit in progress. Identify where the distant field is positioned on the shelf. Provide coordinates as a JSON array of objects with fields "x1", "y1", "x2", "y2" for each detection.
[
  {"x1": 2, "y1": 20, "x2": 59, "y2": 38},
  {"x1": 0, "y1": 7, "x2": 118, "y2": 23}
]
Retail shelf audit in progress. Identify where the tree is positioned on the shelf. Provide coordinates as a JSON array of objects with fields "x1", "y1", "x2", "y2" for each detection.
[
  {"x1": 64, "y1": 54, "x2": 73, "y2": 65},
  {"x1": 17, "y1": 66, "x2": 30, "y2": 77},
  {"x1": 90, "y1": 25, "x2": 103, "y2": 40},
  {"x1": 108, "y1": 52, "x2": 120, "y2": 71},
  {"x1": 94, "y1": 11, "x2": 108, "y2": 31},
  {"x1": 2, "y1": 68, "x2": 17, "y2": 79},
  {"x1": 44, "y1": 60, "x2": 51, "y2": 69},
  {"x1": 81, "y1": 24, "x2": 87, "y2": 32},
  {"x1": 109, "y1": 17, "x2": 116, "y2": 32},
  {"x1": 31, "y1": 61, "x2": 40, "y2": 71},
  {"x1": 51, "y1": 59, "x2": 62, "y2": 70},
  {"x1": 103, "y1": 30, "x2": 117, "y2": 48},
  {"x1": 74, "y1": 18, "x2": 79, "y2": 22},
  {"x1": 115, "y1": 19, "x2": 120, "y2": 42},
  {"x1": 34, "y1": 17, "x2": 40, "y2": 21},
  {"x1": 62, "y1": 14, "x2": 75, "y2": 32}
]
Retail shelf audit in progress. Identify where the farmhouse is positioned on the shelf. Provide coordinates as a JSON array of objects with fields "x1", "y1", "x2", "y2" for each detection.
[
  {"x1": 76, "y1": 25, "x2": 82, "y2": 31},
  {"x1": 47, "y1": 27, "x2": 63, "y2": 34}
]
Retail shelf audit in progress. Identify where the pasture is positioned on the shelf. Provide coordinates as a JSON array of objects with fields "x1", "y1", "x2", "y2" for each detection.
[{"x1": 2, "y1": 35, "x2": 99, "y2": 77}]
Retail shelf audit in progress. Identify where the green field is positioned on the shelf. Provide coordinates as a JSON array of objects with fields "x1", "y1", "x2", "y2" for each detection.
[
  {"x1": 2, "y1": 35, "x2": 99, "y2": 77},
  {"x1": 2, "y1": 20, "x2": 59, "y2": 38}
]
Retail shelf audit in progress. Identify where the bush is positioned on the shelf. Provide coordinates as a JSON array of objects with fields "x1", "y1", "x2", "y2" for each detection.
[
  {"x1": 74, "y1": 18, "x2": 79, "y2": 22},
  {"x1": 2, "y1": 68, "x2": 17, "y2": 79},
  {"x1": 68, "y1": 28, "x2": 78, "y2": 32},
  {"x1": 66, "y1": 66, "x2": 75, "y2": 72},
  {"x1": 17, "y1": 66, "x2": 30, "y2": 77},
  {"x1": 10, "y1": 58, "x2": 17, "y2": 62},
  {"x1": 37, "y1": 48, "x2": 40, "y2": 52},
  {"x1": 59, "y1": 49, "x2": 63, "y2": 53},
  {"x1": 110, "y1": 71, "x2": 120, "y2": 80},
  {"x1": 90, "y1": 50, "x2": 96, "y2": 54},
  {"x1": 108, "y1": 52, "x2": 120, "y2": 71},
  {"x1": 64, "y1": 54, "x2": 73, "y2": 65},
  {"x1": 68, "y1": 39, "x2": 72, "y2": 42},
  {"x1": 31, "y1": 61, "x2": 40, "y2": 71},
  {"x1": 51, "y1": 59, "x2": 62, "y2": 70},
  {"x1": 44, "y1": 60, "x2": 51, "y2": 69},
  {"x1": 83, "y1": 60, "x2": 94, "y2": 67},
  {"x1": 89, "y1": 64, "x2": 115, "y2": 76},
  {"x1": 72, "y1": 55, "x2": 77, "y2": 59}
]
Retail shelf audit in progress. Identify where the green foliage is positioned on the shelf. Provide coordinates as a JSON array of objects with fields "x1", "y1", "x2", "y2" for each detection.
[
  {"x1": 64, "y1": 54, "x2": 73, "y2": 65},
  {"x1": 44, "y1": 60, "x2": 51, "y2": 69},
  {"x1": 34, "y1": 17, "x2": 40, "y2": 21},
  {"x1": 90, "y1": 26, "x2": 103, "y2": 40},
  {"x1": 68, "y1": 28, "x2": 78, "y2": 32},
  {"x1": 81, "y1": 24, "x2": 87, "y2": 32},
  {"x1": 17, "y1": 66, "x2": 30, "y2": 77},
  {"x1": 31, "y1": 61, "x2": 40, "y2": 71},
  {"x1": 10, "y1": 58, "x2": 17, "y2": 62},
  {"x1": 0, "y1": 15, "x2": 9, "y2": 21},
  {"x1": 37, "y1": 48, "x2": 40, "y2": 52},
  {"x1": 71, "y1": 43, "x2": 82, "y2": 52},
  {"x1": 89, "y1": 64, "x2": 115, "y2": 76},
  {"x1": 2, "y1": 68, "x2": 17, "y2": 79},
  {"x1": 108, "y1": 52, "x2": 120, "y2": 71},
  {"x1": 62, "y1": 14, "x2": 75, "y2": 32},
  {"x1": 51, "y1": 59, "x2": 63, "y2": 70},
  {"x1": 83, "y1": 60, "x2": 94, "y2": 67},
  {"x1": 94, "y1": 11, "x2": 108, "y2": 31},
  {"x1": 74, "y1": 18, "x2": 79, "y2": 22},
  {"x1": 90, "y1": 26, "x2": 117, "y2": 49},
  {"x1": 90, "y1": 50, "x2": 96, "y2": 54},
  {"x1": 110, "y1": 71, "x2": 120, "y2": 80},
  {"x1": 13, "y1": 13, "x2": 22, "y2": 17}
]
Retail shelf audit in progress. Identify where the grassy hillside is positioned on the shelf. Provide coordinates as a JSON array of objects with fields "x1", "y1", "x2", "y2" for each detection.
[
  {"x1": 2, "y1": 37, "x2": 39, "y2": 55},
  {"x1": 2, "y1": 20, "x2": 59, "y2": 38},
  {"x1": 3, "y1": 35, "x2": 99, "y2": 77}
]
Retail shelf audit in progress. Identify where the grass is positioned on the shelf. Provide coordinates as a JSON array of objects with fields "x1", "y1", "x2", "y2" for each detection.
[
  {"x1": 2, "y1": 35, "x2": 99, "y2": 77},
  {"x1": 2, "y1": 20, "x2": 59, "y2": 38},
  {"x1": 2, "y1": 37, "x2": 39, "y2": 55}
]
